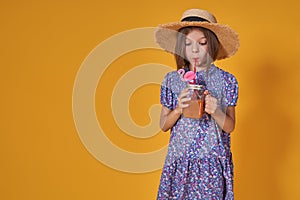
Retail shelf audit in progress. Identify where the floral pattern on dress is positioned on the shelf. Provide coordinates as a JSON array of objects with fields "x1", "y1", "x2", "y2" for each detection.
[{"x1": 157, "y1": 64, "x2": 238, "y2": 200}]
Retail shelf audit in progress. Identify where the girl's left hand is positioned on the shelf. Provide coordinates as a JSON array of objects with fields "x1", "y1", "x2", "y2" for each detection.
[{"x1": 204, "y1": 90, "x2": 218, "y2": 114}]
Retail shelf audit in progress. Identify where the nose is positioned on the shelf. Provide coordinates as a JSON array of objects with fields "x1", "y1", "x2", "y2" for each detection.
[{"x1": 192, "y1": 42, "x2": 199, "y2": 53}]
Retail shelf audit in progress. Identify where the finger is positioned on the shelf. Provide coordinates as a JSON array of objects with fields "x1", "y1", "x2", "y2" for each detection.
[
  {"x1": 182, "y1": 88, "x2": 189, "y2": 92},
  {"x1": 180, "y1": 88, "x2": 189, "y2": 94},
  {"x1": 205, "y1": 100, "x2": 217, "y2": 113},
  {"x1": 181, "y1": 103, "x2": 189, "y2": 108},
  {"x1": 213, "y1": 98, "x2": 218, "y2": 104},
  {"x1": 205, "y1": 102, "x2": 214, "y2": 110},
  {"x1": 205, "y1": 95, "x2": 208, "y2": 101},
  {"x1": 179, "y1": 93, "x2": 188, "y2": 100},
  {"x1": 180, "y1": 90, "x2": 189, "y2": 98},
  {"x1": 178, "y1": 100, "x2": 189, "y2": 108},
  {"x1": 205, "y1": 95, "x2": 212, "y2": 102},
  {"x1": 205, "y1": 107, "x2": 212, "y2": 114},
  {"x1": 205, "y1": 104, "x2": 211, "y2": 110},
  {"x1": 180, "y1": 97, "x2": 191, "y2": 103},
  {"x1": 205, "y1": 104, "x2": 214, "y2": 113},
  {"x1": 208, "y1": 96, "x2": 216, "y2": 104}
]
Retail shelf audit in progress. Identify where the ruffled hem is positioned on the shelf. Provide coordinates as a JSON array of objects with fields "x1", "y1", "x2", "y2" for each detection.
[{"x1": 157, "y1": 156, "x2": 233, "y2": 200}]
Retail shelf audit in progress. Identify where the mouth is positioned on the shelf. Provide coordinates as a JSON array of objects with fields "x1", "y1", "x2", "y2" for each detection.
[
  {"x1": 192, "y1": 58, "x2": 202, "y2": 67},
  {"x1": 192, "y1": 58, "x2": 200, "y2": 63}
]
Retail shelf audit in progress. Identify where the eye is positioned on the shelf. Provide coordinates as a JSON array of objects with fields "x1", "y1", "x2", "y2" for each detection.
[
  {"x1": 199, "y1": 41, "x2": 207, "y2": 45},
  {"x1": 185, "y1": 38, "x2": 192, "y2": 46}
]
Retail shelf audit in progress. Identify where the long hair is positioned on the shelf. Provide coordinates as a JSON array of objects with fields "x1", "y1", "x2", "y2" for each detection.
[{"x1": 174, "y1": 26, "x2": 220, "y2": 70}]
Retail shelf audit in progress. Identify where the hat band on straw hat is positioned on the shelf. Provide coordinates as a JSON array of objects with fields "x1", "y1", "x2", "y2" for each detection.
[{"x1": 181, "y1": 16, "x2": 209, "y2": 22}]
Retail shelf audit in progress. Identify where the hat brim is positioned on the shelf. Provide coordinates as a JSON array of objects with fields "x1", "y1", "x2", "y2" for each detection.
[{"x1": 154, "y1": 21, "x2": 239, "y2": 60}]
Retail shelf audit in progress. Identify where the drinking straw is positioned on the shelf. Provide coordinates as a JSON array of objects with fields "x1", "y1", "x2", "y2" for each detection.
[{"x1": 192, "y1": 59, "x2": 197, "y2": 84}]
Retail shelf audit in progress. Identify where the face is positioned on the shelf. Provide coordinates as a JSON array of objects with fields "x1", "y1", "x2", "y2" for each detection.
[{"x1": 185, "y1": 29, "x2": 209, "y2": 70}]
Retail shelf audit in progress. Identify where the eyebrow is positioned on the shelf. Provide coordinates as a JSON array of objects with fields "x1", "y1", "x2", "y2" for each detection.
[{"x1": 186, "y1": 37, "x2": 206, "y2": 40}]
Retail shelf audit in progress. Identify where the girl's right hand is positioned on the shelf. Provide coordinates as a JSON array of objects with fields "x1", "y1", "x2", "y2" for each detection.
[{"x1": 175, "y1": 89, "x2": 191, "y2": 114}]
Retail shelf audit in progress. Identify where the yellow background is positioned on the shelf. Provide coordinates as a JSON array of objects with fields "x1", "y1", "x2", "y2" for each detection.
[{"x1": 1, "y1": 0, "x2": 300, "y2": 199}]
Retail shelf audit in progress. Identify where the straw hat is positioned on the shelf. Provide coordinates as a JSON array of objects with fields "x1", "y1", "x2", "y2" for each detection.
[{"x1": 155, "y1": 9, "x2": 240, "y2": 60}]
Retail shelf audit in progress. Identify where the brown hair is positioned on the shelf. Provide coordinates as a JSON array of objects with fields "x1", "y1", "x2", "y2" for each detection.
[{"x1": 174, "y1": 26, "x2": 220, "y2": 70}]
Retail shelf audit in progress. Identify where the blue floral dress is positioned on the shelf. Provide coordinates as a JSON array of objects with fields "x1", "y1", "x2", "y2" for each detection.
[{"x1": 156, "y1": 64, "x2": 238, "y2": 200}]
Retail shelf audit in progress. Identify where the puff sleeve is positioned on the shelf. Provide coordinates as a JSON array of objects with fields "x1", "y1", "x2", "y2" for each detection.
[
  {"x1": 160, "y1": 73, "x2": 175, "y2": 110},
  {"x1": 224, "y1": 74, "x2": 239, "y2": 106}
]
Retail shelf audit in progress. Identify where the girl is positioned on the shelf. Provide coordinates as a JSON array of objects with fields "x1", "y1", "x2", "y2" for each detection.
[{"x1": 155, "y1": 9, "x2": 239, "y2": 199}]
